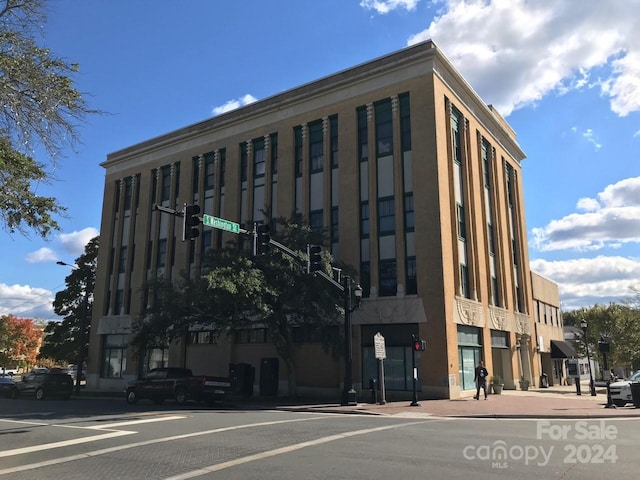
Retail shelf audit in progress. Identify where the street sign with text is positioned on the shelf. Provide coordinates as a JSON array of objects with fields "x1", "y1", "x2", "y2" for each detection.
[{"x1": 202, "y1": 214, "x2": 240, "y2": 234}]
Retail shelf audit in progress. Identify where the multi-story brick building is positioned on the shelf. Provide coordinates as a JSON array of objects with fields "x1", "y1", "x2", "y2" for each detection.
[{"x1": 87, "y1": 40, "x2": 558, "y2": 399}]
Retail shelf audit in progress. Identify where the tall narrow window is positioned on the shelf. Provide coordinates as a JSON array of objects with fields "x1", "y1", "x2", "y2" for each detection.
[
  {"x1": 357, "y1": 107, "x2": 368, "y2": 162},
  {"x1": 404, "y1": 193, "x2": 414, "y2": 231},
  {"x1": 360, "y1": 202, "x2": 369, "y2": 237},
  {"x1": 400, "y1": 93, "x2": 411, "y2": 152},
  {"x1": 375, "y1": 100, "x2": 393, "y2": 156},
  {"x1": 406, "y1": 257, "x2": 417, "y2": 295},
  {"x1": 160, "y1": 166, "x2": 171, "y2": 202},
  {"x1": 271, "y1": 134, "x2": 278, "y2": 174},
  {"x1": 253, "y1": 138, "x2": 265, "y2": 178},
  {"x1": 331, "y1": 206, "x2": 339, "y2": 243},
  {"x1": 123, "y1": 177, "x2": 132, "y2": 211},
  {"x1": 378, "y1": 197, "x2": 395, "y2": 235},
  {"x1": 294, "y1": 126, "x2": 303, "y2": 177},
  {"x1": 309, "y1": 121, "x2": 323, "y2": 173},
  {"x1": 330, "y1": 115, "x2": 338, "y2": 168},
  {"x1": 379, "y1": 259, "x2": 397, "y2": 297},
  {"x1": 240, "y1": 143, "x2": 248, "y2": 182}
]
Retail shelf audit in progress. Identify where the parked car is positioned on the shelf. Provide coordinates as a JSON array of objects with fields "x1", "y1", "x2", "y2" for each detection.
[
  {"x1": 608, "y1": 370, "x2": 640, "y2": 406},
  {"x1": 0, "y1": 376, "x2": 16, "y2": 398},
  {"x1": 0, "y1": 367, "x2": 18, "y2": 377},
  {"x1": 124, "y1": 367, "x2": 231, "y2": 405},
  {"x1": 15, "y1": 370, "x2": 73, "y2": 400},
  {"x1": 21, "y1": 367, "x2": 48, "y2": 382}
]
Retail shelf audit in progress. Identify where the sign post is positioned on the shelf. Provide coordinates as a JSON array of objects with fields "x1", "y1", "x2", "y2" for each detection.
[{"x1": 374, "y1": 332, "x2": 386, "y2": 405}]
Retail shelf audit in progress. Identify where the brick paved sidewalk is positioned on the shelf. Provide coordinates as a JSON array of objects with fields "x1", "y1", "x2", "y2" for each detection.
[{"x1": 272, "y1": 386, "x2": 640, "y2": 419}]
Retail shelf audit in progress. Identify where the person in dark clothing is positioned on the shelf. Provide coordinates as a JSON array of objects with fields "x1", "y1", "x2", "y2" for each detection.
[{"x1": 474, "y1": 360, "x2": 489, "y2": 400}]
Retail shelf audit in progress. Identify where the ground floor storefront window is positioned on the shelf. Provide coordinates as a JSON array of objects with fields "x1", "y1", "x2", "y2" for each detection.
[
  {"x1": 458, "y1": 325, "x2": 482, "y2": 390},
  {"x1": 361, "y1": 324, "x2": 418, "y2": 391},
  {"x1": 101, "y1": 334, "x2": 127, "y2": 378}
]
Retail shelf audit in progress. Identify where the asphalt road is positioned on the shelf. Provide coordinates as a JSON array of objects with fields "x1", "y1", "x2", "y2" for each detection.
[{"x1": 1, "y1": 397, "x2": 639, "y2": 479}]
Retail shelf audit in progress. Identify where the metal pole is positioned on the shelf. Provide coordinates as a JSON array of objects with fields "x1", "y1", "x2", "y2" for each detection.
[
  {"x1": 410, "y1": 334, "x2": 419, "y2": 406},
  {"x1": 583, "y1": 329, "x2": 597, "y2": 396},
  {"x1": 341, "y1": 276, "x2": 357, "y2": 406}
]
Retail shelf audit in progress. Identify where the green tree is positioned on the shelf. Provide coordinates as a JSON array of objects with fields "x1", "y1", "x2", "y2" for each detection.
[
  {"x1": 133, "y1": 217, "x2": 354, "y2": 396},
  {"x1": 0, "y1": 0, "x2": 99, "y2": 237},
  {"x1": 564, "y1": 303, "x2": 640, "y2": 372},
  {"x1": 39, "y1": 236, "x2": 97, "y2": 389}
]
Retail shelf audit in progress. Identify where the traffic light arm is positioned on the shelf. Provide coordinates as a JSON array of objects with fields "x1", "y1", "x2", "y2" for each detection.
[{"x1": 265, "y1": 237, "x2": 344, "y2": 293}]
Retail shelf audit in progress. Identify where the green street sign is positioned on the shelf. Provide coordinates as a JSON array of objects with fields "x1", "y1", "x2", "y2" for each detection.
[{"x1": 202, "y1": 214, "x2": 240, "y2": 234}]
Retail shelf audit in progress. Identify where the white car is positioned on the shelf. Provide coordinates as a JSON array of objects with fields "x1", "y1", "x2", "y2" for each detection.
[{"x1": 608, "y1": 370, "x2": 640, "y2": 407}]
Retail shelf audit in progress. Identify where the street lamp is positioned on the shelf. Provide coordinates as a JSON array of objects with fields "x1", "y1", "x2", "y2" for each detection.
[
  {"x1": 57, "y1": 261, "x2": 90, "y2": 396},
  {"x1": 342, "y1": 275, "x2": 362, "y2": 406},
  {"x1": 580, "y1": 320, "x2": 597, "y2": 396}
]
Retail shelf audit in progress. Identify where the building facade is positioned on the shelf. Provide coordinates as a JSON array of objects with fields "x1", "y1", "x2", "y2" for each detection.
[{"x1": 87, "y1": 40, "x2": 549, "y2": 399}]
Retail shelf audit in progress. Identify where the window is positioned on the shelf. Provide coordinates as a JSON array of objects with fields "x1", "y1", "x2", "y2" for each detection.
[
  {"x1": 156, "y1": 238, "x2": 167, "y2": 268},
  {"x1": 141, "y1": 347, "x2": 168, "y2": 377},
  {"x1": 118, "y1": 246, "x2": 127, "y2": 274},
  {"x1": 451, "y1": 108, "x2": 462, "y2": 165},
  {"x1": 294, "y1": 126, "x2": 303, "y2": 177},
  {"x1": 160, "y1": 166, "x2": 171, "y2": 202},
  {"x1": 379, "y1": 259, "x2": 397, "y2": 297},
  {"x1": 330, "y1": 116, "x2": 338, "y2": 168},
  {"x1": 234, "y1": 328, "x2": 268, "y2": 344},
  {"x1": 188, "y1": 331, "x2": 214, "y2": 344},
  {"x1": 253, "y1": 138, "x2": 265, "y2": 177},
  {"x1": 270, "y1": 134, "x2": 278, "y2": 174},
  {"x1": 331, "y1": 206, "x2": 339, "y2": 243},
  {"x1": 360, "y1": 202, "x2": 369, "y2": 237},
  {"x1": 406, "y1": 257, "x2": 417, "y2": 295},
  {"x1": 404, "y1": 193, "x2": 414, "y2": 231},
  {"x1": 309, "y1": 121, "x2": 323, "y2": 173},
  {"x1": 357, "y1": 107, "x2": 368, "y2": 162},
  {"x1": 378, "y1": 197, "x2": 395, "y2": 234},
  {"x1": 457, "y1": 203, "x2": 466, "y2": 240},
  {"x1": 101, "y1": 334, "x2": 127, "y2": 378},
  {"x1": 240, "y1": 143, "x2": 248, "y2": 182},
  {"x1": 114, "y1": 289, "x2": 123, "y2": 315},
  {"x1": 360, "y1": 261, "x2": 371, "y2": 297},
  {"x1": 123, "y1": 177, "x2": 132, "y2": 211},
  {"x1": 375, "y1": 100, "x2": 393, "y2": 156},
  {"x1": 309, "y1": 210, "x2": 323, "y2": 232},
  {"x1": 400, "y1": 93, "x2": 411, "y2": 152},
  {"x1": 460, "y1": 264, "x2": 470, "y2": 298},
  {"x1": 204, "y1": 154, "x2": 215, "y2": 191}
]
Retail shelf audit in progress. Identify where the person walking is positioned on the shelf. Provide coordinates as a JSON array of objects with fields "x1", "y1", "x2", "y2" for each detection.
[{"x1": 474, "y1": 360, "x2": 489, "y2": 400}]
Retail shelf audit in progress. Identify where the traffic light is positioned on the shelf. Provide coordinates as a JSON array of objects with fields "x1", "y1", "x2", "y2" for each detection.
[
  {"x1": 413, "y1": 338, "x2": 426, "y2": 351},
  {"x1": 256, "y1": 224, "x2": 271, "y2": 254},
  {"x1": 182, "y1": 203, "x2": 201, "y2": 241},
  {"x1": 307, "y1": 244, "x2": 322, "y2": 273}
]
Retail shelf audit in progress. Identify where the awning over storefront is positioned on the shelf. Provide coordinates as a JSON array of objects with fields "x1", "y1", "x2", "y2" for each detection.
[{"x1": 550, "y1": 340, "x2": 577, "y2": 359}]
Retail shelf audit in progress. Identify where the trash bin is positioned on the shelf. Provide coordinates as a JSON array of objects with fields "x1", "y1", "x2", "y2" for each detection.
[
  {"x1": 630, "y1": 382, "x2": 640, "y2": 408},
  {"x1": 540, "y1": 373, "x2": 549, "y2": 388}
]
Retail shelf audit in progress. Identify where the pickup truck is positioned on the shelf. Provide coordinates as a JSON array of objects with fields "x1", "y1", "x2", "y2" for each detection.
[{"x1": 124, "y1": 367, "x2": 231, "y2": 405}]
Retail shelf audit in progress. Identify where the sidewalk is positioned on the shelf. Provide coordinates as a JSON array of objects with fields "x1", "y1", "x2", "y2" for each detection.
[{"x1": 262, "y1": 385, "x2": 640, "y2": 419}]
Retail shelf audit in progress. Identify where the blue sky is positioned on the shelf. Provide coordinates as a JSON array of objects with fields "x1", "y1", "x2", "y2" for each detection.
[{"x1": 1, "y1": 0, "x2": 639, "y2": 321}]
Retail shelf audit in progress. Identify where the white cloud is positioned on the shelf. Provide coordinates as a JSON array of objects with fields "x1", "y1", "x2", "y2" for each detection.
[
  {"x1": 406, "y1": 0, "x2": 640, "y2": 117},
  {"x1": 25, "y1": 247, "x2": 57, "y2": 264},
  {"x1": 0, "y1": 283, "x2": 57, "y2": 320},
  {"x1": 211, "y1": 94, "x2": 258, "y2": 116},
  {"x1": 360, "y1": 0, "x2": 420, "y2": 14},
  {"x1": 531, "y1": 177, "x2": 640, "y2": 252},
  {"x1": 58, "y1": 227, "x2": 99, "y2": 257},
  {"x1": 570, "y1": 127, "x2": 602, "y2": 151},
  {"x1": 530, "y1": 256, "x2": 640, "y2": 310}
]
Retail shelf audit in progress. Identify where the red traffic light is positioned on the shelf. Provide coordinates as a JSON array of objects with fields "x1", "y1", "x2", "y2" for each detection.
[{"x1": 413, "y1": 339, "x2": 426, "y2": 351}]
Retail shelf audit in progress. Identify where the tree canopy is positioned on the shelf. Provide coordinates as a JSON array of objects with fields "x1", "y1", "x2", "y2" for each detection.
[
  {"x1": 38, "y1": 236, "x2": 97, "y2": 364},
  {"x1": 0, "y1": 313, "x2": 41, "y2": 366},
  {"x1": 564, "y1": 303, "x2": 640, "y2": 371},
  {"x1": 0, "y1": 0, "x2": 99, "y2": 237},
  {"x1": 132, "y1": 217, "x2": 355, "y2": 394}
]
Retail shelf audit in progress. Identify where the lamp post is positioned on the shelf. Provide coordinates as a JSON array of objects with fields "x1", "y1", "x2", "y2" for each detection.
[
  {"x1": 580, "y1": 320, "x2": 597, "y2": 396},
  {"x1": 341, "y1": 275, "x2": 362, "y2": 406},
  {"x1": 57, "y1": 261, "x2": 90, "y2": 396}
]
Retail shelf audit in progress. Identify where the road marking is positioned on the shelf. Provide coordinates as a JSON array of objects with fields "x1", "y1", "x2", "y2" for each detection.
[
  {"x1": 0, "y1": 415, "x2": 337, "y2": 476},
  {"x1": 0, "y1": 430, "x2": 135, "y2": 458},
  {"x1": 86, "y1": 415, "x2": 186, "y2": 430},
  {"x1": 162, "y1": 421, "x2": 430, "y2": 480}
]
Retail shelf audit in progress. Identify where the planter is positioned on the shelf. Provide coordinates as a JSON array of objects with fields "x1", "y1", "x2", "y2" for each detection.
[
  {"x1": 519, "y1": 381, "x2": 530, "y2": 391},
  {"x1": 492, "y1": 384, "x2": 504, "y2": 395}
]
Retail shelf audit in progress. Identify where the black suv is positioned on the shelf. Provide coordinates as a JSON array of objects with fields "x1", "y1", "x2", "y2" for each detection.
[{"x1": 15, "y1": 370, "x2": 73, "y2": 400}]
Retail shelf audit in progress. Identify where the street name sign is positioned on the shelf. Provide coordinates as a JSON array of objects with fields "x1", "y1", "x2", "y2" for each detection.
[{"x1": 202, "y1": 214, "x2": 240, "y2": 234}]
